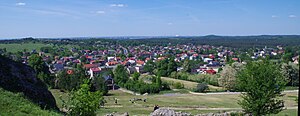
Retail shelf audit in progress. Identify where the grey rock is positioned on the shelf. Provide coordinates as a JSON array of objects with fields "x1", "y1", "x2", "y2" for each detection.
[{"x1": 0, "y1": 56, "x2": 58, "y2": 110}]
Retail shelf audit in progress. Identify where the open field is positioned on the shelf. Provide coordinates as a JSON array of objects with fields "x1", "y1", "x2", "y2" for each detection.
[
  {"x1": 0, "y1": 43, "x2": 52, "y2": 53},
  {"x1": 0, "y1": 42, "x2": 78, "y2": 53},
  {"x1": 161, "y1": 77, "x2": 224, "y2": 92},
  {"x1": 50, "y1": 89, "x2": 298, "y2": 115}
]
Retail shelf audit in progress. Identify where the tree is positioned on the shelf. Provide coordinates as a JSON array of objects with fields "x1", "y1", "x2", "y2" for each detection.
[
  {"x1": 114, "y1": 65, "x2": 129, "y2": 84},
  {"x1": 194, "y1": 83, "x2": 209, "y2": 93},
  {"x1": 28, "y1": 54, "x2": 53, "y2": 87},
  {"x1": 167, "y1": 57, "x2": 177, "y2": 75},
  {"x1": 64, "y1": 82, "x2": 103, "y2": 116},
  {"x1": 236, "y1": 61, "x2": 287, "y2": 115},
  {"x1": 132, "y1": 72, "x2": 140, "y2": 81},
  {"x1": 156, "y1": 59, "x2": 169, "y2": 76},
  {"x1": 57, "y1": 69, "x2": 86, "y2": 91},
  {"x1": 182, "y1": 59, "x2": 191, "y2": 73},
  {"x1": 281, "y1": 62, "x2": 299, "y2": 86},
  {"x1": 282, "y1": 53, "x2": 292, "y2": 63},
  {"x1": 156, "y1": 75, "x2": 162, "y2": 88},
  {"x1": 144, "y1": 60, "x2": 155, "y2": 74},
  {"x1": 90, "y1": 74, "x2": 108, "y2": 95},
  {"x1": 28, "y1": 54, "x2": 47, "y2": 74},
  {"x1": 219, "y1": 65, "x2": 237, "y2": 91}
]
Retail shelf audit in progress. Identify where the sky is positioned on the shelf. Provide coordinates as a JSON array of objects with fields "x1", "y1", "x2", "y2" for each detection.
[{"x1": 0, "y1": 0, "x2": 299, "y2": 39}]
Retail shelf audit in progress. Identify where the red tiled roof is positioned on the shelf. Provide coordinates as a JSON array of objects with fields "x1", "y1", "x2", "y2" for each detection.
[
  {"x1": 206, "y1": 69, "x2": 216, "y2": 74},
  {"x1": 136, "y1": 60, "x2": 145, "y2": 65},
  {"x1": 121, "y1": 61, "x2": 128, "y2": 65},
  {"x1": 84, "y1": 64, "x2": 98, "y2": 69},
  {"x1": 90, "y1": 67, "x2": 101, "y2": 72},
  {"x1": 107, "y1": 61, "x2": 119, "y2": 66},
  {"x1": 232, "y1": 58, "x2": 239, "y2": 61}
]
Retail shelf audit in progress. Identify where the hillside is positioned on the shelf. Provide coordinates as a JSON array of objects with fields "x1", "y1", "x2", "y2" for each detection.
[
  {"x1": 0, "y1": 88, "x2": 61, "y2": 116},
  {"x1": 0, "y1": 55, "x2": 58, "y2": 110}
]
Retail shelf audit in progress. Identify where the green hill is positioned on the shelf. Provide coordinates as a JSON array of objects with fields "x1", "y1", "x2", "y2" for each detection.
[{"x1": 0, "y1": 88, "x2": 61, "y2": 116}]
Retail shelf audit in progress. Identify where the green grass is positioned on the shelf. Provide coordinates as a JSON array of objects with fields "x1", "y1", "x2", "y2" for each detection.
[
  {"x1": 285, "y1": 86, "x2": 299, "y2": 90},
  {"x1": 0, "y1": 88, "x2": 61, "y2": 116},
  {"x1": 0, "y1": 42, "x2": 78, "y2": 53},
  {"x1": 0, "y1": 42, "x2": 52, "y2": 53},
  {"x1": 272, "y1": 109, "x2": 298, "y2": 116},
  {"x1": 50, "y1": 89, "x2": 70, "y2": 109},
  {"x1": 50, "y1": 88, "x2": 298, "y2": 116},
  {"x1": 100, "y1": 90, "x2": 298, "y2": 115},
  {"x1": 161, "y1": 77, "x2": 224, "y2": 92}
]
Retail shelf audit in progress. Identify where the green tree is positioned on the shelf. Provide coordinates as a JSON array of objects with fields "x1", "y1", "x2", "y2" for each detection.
[
  {"x1": 132, "y1": 72, "x2": 140, "y2": 81},
  {"x1": 114, "y1": 65, "x2": 129, "y2": 84},
  {"x1": 144, "y1": 60, "x2": 155, "y2": 74},
  {"x1": 167, "y1": 57, "x2": 177, "y2": 75},
  {"x1": 281, "y1": 62, "x2": 299, "y2": 86},
  {"x1": 156, "y1": 75, "x2": 162, "y2": 88},
  {"x1": 64, "y1": 82, "x2": 103, "y2": 116},
  {"x1": 28, "y1": 54, "x2": 47, "y2": 73},
  {"x1": 28, "y1": 54, "x2": 53, "y2": 87},
  {"x1": 90, "y1": 74, "x2": 108, "y2": 95},
  {"x1": 282, "y1": 53, "x2": 292, "y2": 63},
  {"x1": 236, "y1": 61, "x2": 287, "y2": 115},
  {"x1": 194, "y1": 83, "x2": 209, "y2": 93},
  {"x1": 156, "y1": 59, "x2": 169, "y2": 76},
  {"x1": 57, "y1": 69, "x2": 86, "y2": 91},
  {"x1": 182, "y1": 59, "x2": 191, "y2": 73}
]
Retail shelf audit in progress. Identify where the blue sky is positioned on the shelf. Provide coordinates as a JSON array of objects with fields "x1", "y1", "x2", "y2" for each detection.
[{"x1": 0, "y1": 0, "x2": 299, "y2": 38}]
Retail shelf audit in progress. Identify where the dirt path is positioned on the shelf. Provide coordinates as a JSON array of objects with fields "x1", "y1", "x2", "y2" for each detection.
[
  {"x1": 118, "y1": 88, "x2": 141, "y2": 95},
  {"x1": 189, "y1": 90, "x2": 298, "y2": 95},
  {"x1": 117, "y1": 88, "x2": 298, "y2": 96},
  {"x1": 103, "y1": 105, "x2": 298, "y2": 110}
]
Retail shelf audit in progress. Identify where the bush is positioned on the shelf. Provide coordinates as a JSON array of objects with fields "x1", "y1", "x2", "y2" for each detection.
[
  {"x1": 63, "y1": 82, "x2": 103, "y2": 116},
  {"x1": 90, "y1": 76, "x2": 108, "y2": 95},
  {"x1": 194, "y1": 83, "x2": 209, "y2": 93},
  {"x1": 173, "y1": 82, "x2": 184, "y2": 89},
  {"x1": 161, "y1": 82, "x2": 171, "y2": 90}
]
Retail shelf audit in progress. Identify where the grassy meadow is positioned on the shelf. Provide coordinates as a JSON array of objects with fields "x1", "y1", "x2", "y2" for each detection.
[
  {"x1": 0, "y1": 42, "x2": 78, "y2": 53},
  {"x1": 0, "y1": 88, "x2": 60, "y2": 116},
  {"x1": 161, "y1": 77, "x2": 225, "y2": 92},
  {"x1": 50, "y1": 89, "x2": 298, "y2": 116}
]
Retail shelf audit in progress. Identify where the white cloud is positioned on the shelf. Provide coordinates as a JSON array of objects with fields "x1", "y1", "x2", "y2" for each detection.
[
  {"x1": 96, "y1": 11, "x2": 105, "y2": 14},
  {"x1": 271, "y1": 15, "x2": 278, "y2": 18},
  {"x1": 289, "y1": 15, "x2": 296, "y2": 18},
  {"x1": 16, "y1": 2, "x2": 26, "y2": 6},
  {"x1": 110, "y1": 4, "x2": 125, "y2": 7},
  {"x1": 167, "y1": 22, "x2": 173, "y2": 25}
]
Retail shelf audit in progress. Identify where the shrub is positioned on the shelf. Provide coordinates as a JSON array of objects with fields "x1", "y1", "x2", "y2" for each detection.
[
  {"x1": 194, "y1": 83, "x2": 208, "y2": 93},
  {"x1": 173, "y1": 82, "x2": 184, "y2": 89},
  {"x1": 63, "y1": 82, "x2": 103, "y2": 116}
]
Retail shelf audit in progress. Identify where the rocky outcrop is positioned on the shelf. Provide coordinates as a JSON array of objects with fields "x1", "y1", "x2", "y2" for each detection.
[
  {"x1": 150, "y1": 108, "x2": 191, "y2": 116},
  {"x1": 195, "y1": 111, "x2": 246, "y2": 116},
  {"x1": 0, "y1": 56, "x2": 58, "y2": 110}
]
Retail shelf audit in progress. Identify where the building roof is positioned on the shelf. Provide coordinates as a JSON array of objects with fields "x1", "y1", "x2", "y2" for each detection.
[
  {"x1": 84, "y1": 64, "x2": 99, "y2": 69},
  {"x1": 107, "y1": 61, "x2": 119, "y2": 66},
  {"x1": 90, "y1": 67, "x2": 101, "y2": 72},
  {"x1": 206, "y1": 69, "x2": 216, "y2": 74},
  {"x1": 136, "y1": 60, "x2": 145, "y2": 65}
]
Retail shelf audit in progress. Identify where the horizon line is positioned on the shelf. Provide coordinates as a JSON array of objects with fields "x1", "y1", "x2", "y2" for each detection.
[{"x1": 1, "y1": 34, "x2": 300, "y2": 40}]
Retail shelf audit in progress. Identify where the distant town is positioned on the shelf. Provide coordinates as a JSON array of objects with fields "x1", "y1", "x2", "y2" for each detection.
[{"x1": 0, "y1": 36, "x2": 299, "y2": 115}]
